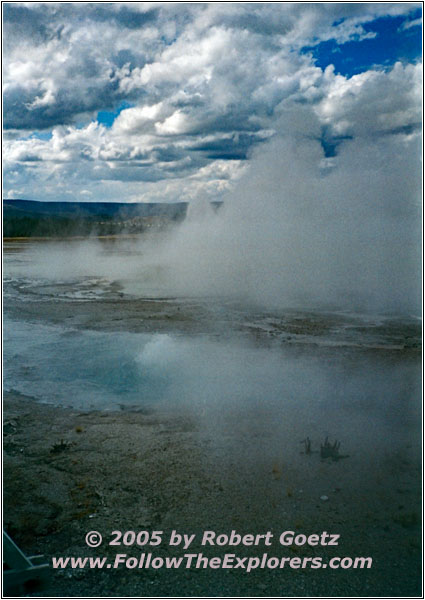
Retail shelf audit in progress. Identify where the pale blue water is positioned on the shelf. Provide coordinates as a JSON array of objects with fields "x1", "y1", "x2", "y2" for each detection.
[
  {"x1": 3, "y1": 316, "x2": 170, "y2": 409},
  {"x1": 3, "y1": 314, "x2": 421, "y2": 452}
]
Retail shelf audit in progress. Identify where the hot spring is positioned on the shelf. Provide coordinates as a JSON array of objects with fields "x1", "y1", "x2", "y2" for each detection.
[{"x1": 3, "y1": 240, "x2": 421, "y2": 461}]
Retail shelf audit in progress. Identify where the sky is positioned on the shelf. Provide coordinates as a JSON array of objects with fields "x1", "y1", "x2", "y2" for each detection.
[{"x1": 2, "y1": 2, "x2": 422, "y2": 204}]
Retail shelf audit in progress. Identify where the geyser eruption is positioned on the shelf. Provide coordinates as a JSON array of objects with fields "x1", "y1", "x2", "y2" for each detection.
[
  {"x1": 13, "y1": 70, "x2": 421, "y2": 316},
  {"x1": 142, "y1": 101, "x2": 421, "y2": 314}
]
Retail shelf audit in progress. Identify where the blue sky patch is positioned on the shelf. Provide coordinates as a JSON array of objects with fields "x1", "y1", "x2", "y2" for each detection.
[
  {"x1": 19, "y1": 131, "x2": 53, "y2": 141},
  {"x1": 97, "y1": 101, "x2": 134, "y2": 127},
  {"x1": 303, "y1": 10, "x2": 422, "y2": 76}
]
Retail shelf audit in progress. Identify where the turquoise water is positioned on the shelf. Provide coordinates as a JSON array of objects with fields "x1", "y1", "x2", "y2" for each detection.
[
  {"x1": 3, "y1": 315, "x2": 420, "y2": 453},
  {"x1": 3, "y1": 317, "x2": 169, "y2": 409}
]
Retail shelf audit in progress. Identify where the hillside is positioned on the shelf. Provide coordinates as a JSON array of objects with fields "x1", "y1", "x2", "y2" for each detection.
[{"x1": 3, "y1": 199, "x2": 190, "y2": 238}]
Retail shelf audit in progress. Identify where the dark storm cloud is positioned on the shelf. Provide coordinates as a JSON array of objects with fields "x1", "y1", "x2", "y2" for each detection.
[
  {"x1": 88, "y1": 4, "x2": 159, "y2": 29},
  {"x1": 4, "y1": 81, "x2": 122, "y2": 131},
  {"x1": 213, "y1": 6, "x2": 294, "y2": 37},
  {"x1": 112, "y1": 49, "x2": 147, "y2": 71},
  {"x1": 3, "y1": 2, "x2": 158, "y2": 36},
  {"x1": 189, "y1": 133, "x2": 268, "y2": 161},
  {"x1": 3, "y1": 2, "x2": 161, "y2": 131},
  {"x1": 319, "y1": 127, "x2": 353, "y2": 158},
  {"x1": 94, "y1": 159, "x2": 202, "y2": 183},
  {"x1": 3, "y1": 3, "x2": 52, "y2": 43},
  {"x1": 153, "y1": 146, "x2": 185, "y2": 163}
]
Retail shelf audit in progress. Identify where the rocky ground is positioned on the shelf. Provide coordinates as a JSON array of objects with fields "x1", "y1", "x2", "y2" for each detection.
[{"x1": 3, "y1": 389, "x2": 421, "y2": 597}]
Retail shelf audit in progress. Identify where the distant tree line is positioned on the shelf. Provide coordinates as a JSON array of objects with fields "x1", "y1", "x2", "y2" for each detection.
[
  {"x1": 4, "y1": 215, "x2": 100, "y2": 237},
  {"x1": 2, "y1": 214, "x2": 182, "y2": 238},
  {"x1": 2, "y1": 199, "x2": 221, "y2": 238}
]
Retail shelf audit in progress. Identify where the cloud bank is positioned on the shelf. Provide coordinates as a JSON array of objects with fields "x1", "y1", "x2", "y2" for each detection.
[{"x1": 3, "y1": 3, "x2": 421, "y2": 203}]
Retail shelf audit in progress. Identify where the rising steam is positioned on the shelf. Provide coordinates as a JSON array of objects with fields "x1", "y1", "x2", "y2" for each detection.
[
  {"x1": 135, "y1": 104, "x2": 421, "y2": 314},
  {"x1": 17, "y1": 102, "x2": 421, "y2": 315}
]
